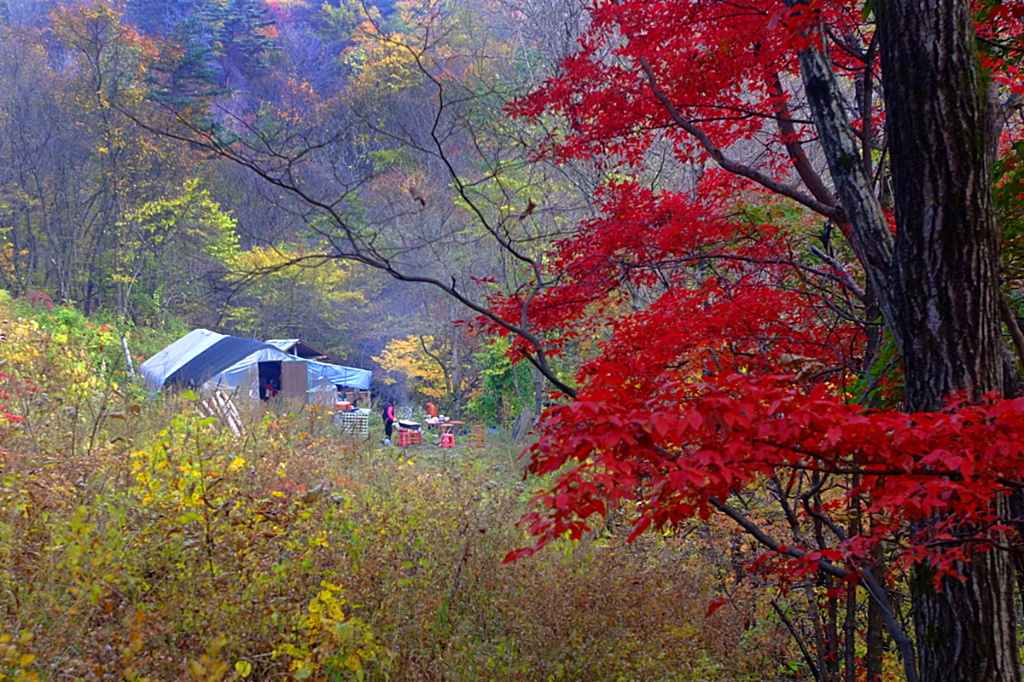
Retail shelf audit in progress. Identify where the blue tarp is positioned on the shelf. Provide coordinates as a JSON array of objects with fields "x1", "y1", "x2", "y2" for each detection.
[{"x1": 307, "y1": 360, "x2": 372, "y2": 391}]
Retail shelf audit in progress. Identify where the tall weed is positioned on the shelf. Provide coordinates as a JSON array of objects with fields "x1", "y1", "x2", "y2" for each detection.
[{"x1": 0, "y1": 303, "x2": 798, "y2": 681}]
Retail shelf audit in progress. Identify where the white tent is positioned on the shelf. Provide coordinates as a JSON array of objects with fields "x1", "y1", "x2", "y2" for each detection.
[
  {"x1": 141, "y1": 329, "x2": 300, "y2": 399},
  {"x1": 141, "y1": 330, "x2": 372, "y2": 403},
  {"x1": 140, "y1": 329, "x2": 225, "y2": 391}
]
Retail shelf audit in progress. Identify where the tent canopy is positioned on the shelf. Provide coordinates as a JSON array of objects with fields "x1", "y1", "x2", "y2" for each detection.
[
  {"x1": 139, "y1": 329, "x2": 223, "y2": 391},
  {"x1": 141, "y1": 330, "x2": 293, "y2": 390},
  {"x1": 167, "y1": 337, "x2": 287, "y2": 389},
  {"x1": 141, "y1": 330, "x2": 373, "y2": 392}
]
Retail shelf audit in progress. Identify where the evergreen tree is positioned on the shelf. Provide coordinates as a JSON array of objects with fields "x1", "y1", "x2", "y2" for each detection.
[{"x1": 147, "y1": 14, "x2": 227, "y2": 103}]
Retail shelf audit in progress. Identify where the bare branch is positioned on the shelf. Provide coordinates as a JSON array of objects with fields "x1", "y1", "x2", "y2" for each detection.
[{"x1": 637, "y1": 57, "x2": 841, "y2": 221}]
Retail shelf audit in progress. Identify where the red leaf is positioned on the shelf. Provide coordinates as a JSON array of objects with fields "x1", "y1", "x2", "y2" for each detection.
[
  {"x1": 706, "y1": 597, "x2": 730, "y2": 618},
  {"x1": 502, "y1": 547, "x2": 536, "y2": 564}
]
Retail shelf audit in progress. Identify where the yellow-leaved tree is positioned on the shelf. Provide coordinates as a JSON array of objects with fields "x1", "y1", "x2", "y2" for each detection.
[
  {"x1": 114, "y1": 178, "x2": 239, "y2": 322},
  {"x1": 374, "y1": 334, "x2": 453, "y2": 402},
  {"x1": 370, "y1": 333, "x2": 446, "y2": 399}
]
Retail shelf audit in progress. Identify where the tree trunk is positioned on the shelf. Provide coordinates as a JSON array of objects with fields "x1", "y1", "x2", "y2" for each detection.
[
  {"x1": 865, "y1": 547, "x2": 885, "y2": 682},
  {"x1": 881, "y1": 1, "x2": 1004, "y2": 411},
  {"x1": 533, "y1": 365, "x2": 544, "y2": 419},
  {"x1": 877, "y1": 1, "x2": 1020, "y2": 679}
]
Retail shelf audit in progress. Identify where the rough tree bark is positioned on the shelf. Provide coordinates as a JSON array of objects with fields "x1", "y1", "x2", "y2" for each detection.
[
  {"x1": 797, "y1": 0, "x2": 1020, "y2": 677},
  {"x1": 877, "y1": 1, "x2": 1020, "y2": 680}
]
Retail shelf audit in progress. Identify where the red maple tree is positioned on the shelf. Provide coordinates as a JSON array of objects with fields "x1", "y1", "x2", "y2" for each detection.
[{"x1": 490, "y1": 1, "x2": 1024, "y2": 680}]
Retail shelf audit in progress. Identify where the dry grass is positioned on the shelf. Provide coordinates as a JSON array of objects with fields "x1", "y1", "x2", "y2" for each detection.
[{"x1": 0, "y1": 310, "x2": 799, "y2": 681}]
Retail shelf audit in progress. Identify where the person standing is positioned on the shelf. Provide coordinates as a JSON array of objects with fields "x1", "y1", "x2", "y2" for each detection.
[{"x1": 382, "y1": 398, "x2": 396, "y2": 445}]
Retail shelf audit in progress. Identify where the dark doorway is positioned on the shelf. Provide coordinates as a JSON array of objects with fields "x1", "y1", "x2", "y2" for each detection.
[{"x1": 258, "y1": 361, "x2": 282, "y2": 401}]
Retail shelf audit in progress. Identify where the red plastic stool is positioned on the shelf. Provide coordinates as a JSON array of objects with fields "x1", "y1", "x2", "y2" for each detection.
[
  {"x1": 398, "y1": 429, "x2": 411, "y2": 447},
  {"x1": 440, "y1": 433, "x2": 455, "y2": 448}
]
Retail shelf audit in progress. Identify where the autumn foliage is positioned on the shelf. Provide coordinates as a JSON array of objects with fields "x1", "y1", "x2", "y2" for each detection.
[
  {"x1": 6, "y1": 0, "x2": 1024, "y2": 678},
  {"x1": 475, "y1": 0, "x2": 1024, "y2": 677}
]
